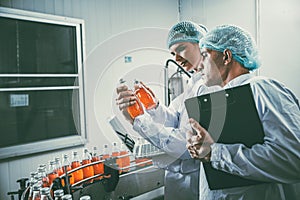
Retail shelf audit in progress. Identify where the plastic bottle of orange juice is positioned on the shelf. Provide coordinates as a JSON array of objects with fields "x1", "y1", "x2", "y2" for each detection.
[
  {"x1": 102, "y1": 144, "x2": 110, "y2": 160},
  {"x1": 134, "y1": 80, "x2": 157, "y2": 110},
  {"x1": 47, "y1": 160, "x2": 58, "y2": 186},
  {"x1": 120, "y1": 143, "x2": 130, "y2": 173},
  {"x1": 54, "y1": 157, "x2": 64, "y2": 177},
  {"x1": 112, "y1": 142, "x2": 122, "y2": 174},
  {"x1": 61, "y1": 154, "x2": 74, "y2": 185},
  {"x1": 119, "y1": 79, "x2": 144, "y2": 119},
  {"x1": 32, "y1": 184, "x2": 41, "y2": 200},
  {"x1": 37, "y1": 166, "x2": 49, "y2": 187},
  {"x1": 81, "y1": 148, "x2": 94, "y2": 183},
  {"x1": 91, "y1": 146, "x2": 103, "y2": 181},
  {"x1": 71, "y1": 151, "x2": 83, "y2": 184}
]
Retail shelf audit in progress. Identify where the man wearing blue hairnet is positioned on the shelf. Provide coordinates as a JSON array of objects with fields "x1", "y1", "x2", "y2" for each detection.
[
  {"x1": 116, "y1": 21, "x2": 218, "y2": 200},
  {"x1": 187, "y1": 24, "x2": 300, "y2": 199}
]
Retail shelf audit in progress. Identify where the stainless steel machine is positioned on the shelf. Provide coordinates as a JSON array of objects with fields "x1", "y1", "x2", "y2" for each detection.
[{"x1": 72, "y1": 162, "x2": 164, "y2": 200}]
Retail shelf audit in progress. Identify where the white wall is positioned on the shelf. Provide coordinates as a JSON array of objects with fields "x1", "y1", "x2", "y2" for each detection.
[
  {"x1": 179, "y1": 0, "x2": 257, "y2": 37},
  {"x1": 259, "y1": 0, "x2": 300, "y2": 97},
  {"x1": 0, "y1": 0, "x2": 299, "y2": 199}
]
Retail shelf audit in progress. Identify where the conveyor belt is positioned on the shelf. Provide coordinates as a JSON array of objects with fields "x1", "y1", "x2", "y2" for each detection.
[{"x1": 72, "y1": 164, "x2": 164, "y2": 200}]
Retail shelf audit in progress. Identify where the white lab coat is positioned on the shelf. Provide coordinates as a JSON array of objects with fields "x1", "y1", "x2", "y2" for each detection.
[
  {"x1": 133, "y1": 73, "x2": 221, "y2": 200},
  {"x1": 200, "y1": 73, "x2": 300, "y2": 200}
]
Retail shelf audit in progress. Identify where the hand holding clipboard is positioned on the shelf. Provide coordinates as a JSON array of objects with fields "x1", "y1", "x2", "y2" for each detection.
[
  {"x1": 186, "y1": 118, "x2": 214, "y2": 162},
  {"x1": 185, "y1": 84, "x2": 265, "y2": 190}
]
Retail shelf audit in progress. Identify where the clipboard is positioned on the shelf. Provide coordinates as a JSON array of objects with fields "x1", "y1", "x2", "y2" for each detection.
[{"x1": 184, "y1": 84, "x2": 265, "y2": 190}]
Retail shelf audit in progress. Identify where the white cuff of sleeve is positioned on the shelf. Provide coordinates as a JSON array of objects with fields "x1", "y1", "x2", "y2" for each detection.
[
  {"x1": 210, "y1": 143, "x2": 227, "y2": 169},
  {"x1": 132, "y1": 113, "x2": 158, "y2": 137},
  {"x1": 146, "y1": 101, "x2": 162, "y2": 117},
  {"x1": 210, "y1": 143, "x2": 222, "y2": 162}
]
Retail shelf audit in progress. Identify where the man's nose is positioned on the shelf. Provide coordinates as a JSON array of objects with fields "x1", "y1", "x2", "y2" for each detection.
[
  {"x1": 197, "y1": 62, "x2": 204, "y2": 72},
  {"x1": 198, "y1": 56, "x2": 205, "y2": 67}
]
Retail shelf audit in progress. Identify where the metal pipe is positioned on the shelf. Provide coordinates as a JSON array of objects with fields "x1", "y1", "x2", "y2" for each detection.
[
  {"x1": 164, "y1": 59, "x2": 191, "y2": 105},
  {"x1": 164, "y1": 63, "x2": 169, "y2": 106},
  {"x1": 165, "y1": 59, "x2": 191, "y2": 78},
  {"x1": 255, "y1": 0, "x2": 261, "y2": 76}
]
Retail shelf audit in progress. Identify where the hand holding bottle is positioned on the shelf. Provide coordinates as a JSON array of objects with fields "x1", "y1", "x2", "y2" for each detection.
[
  {"x1": 116, "y1": 79, "x2": 144, "y2": 124},
  {"x1": 116, "y1": 79, "x2": 158, "y2": 123},
  {"x1": 116, "y1": 80, "x2": 137, "y2": 110}
]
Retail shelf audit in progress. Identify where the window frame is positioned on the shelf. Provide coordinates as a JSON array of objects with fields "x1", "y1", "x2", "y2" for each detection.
[{"x1": 0, "y1": 7, "x2": 87, "y2": 160}]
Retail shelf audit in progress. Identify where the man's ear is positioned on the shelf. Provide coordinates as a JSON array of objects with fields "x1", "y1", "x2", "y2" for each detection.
[{"x1": 223, "y1": 49, "x2": 232, "y2": 65}]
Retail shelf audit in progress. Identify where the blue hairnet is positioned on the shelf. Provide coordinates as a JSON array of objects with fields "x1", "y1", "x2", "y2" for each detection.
[
  {"x1": 199, "y1": 25, "x2": 260, "y2": 70},
  {"x1": 167, "y1": 21, "x2": 207, "y2": 48}
]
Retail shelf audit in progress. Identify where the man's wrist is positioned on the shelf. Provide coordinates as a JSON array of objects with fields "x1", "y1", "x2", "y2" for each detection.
[{"x1": 201, "y1": 150, "x2": 211, "y2": 162}]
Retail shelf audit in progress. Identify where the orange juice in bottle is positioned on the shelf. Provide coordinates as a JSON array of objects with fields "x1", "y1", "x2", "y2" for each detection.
[
  {"x1": 119, "y1": 79, "x2": 144, "y2": 119},
  {"x1": 120, "y1": 143, "x2": 130, "y2": 173},
  {"x1": 47, "y1": 160, "x2": 59, "y2": 186},
  {"x1": 134, "y1": 80, "x2": 157, "y2": 110},
  {"x1": 32, "y1": 184, "x2": 41, "y2": 200},
  {"x1": 91, "y1": 146, "x2": 103, "y2": 181},
  {"x1": 62, "y1": 154, "x2": 75, "y2": 185},
  {"x1": 102, "y1": 144, "x2": 110, "y2": 160},
  {"x1": 112, "y1": 142, "x2": 122, "y2": 174},
  {"x1": 134, "y1": 138, "x2": 151, "y2": 167},
  {"x1": 37, "y1": 165, "x2": 49, "y2": 187},
  {"x1": 127, "y1": 98, "x2": 144, "y2": 119},
  {"x1": 82, "y1": 148, "x2": 94, "y2": 183},
  {"x1": 71, "y1": 151, "x2": 84, "y2": 183},
  {"x1": 54, "y1": 157, "x2": 64, "y2": 176}
]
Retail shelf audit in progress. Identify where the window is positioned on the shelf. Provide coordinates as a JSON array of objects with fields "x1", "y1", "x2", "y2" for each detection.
[{"x1": 0, "y1": 7, "x2": 86, "y2": 159}]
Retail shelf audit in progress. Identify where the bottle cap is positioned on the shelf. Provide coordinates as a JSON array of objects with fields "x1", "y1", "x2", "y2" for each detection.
[
  {"x1": 79, "y1": 195, "x2": 91, "y2": 200},
  {"x1": 119, "y1": 78, "x2": 126, "y2": 84},
  {"x1": 49, "y1": 160, "x2": 55, "y2": 165},
  {"x1": 32, "y1": 184, "x2": 41, "y2": 191},
  {"x1": 40, "y1": 187, "x2": 50, "y2": 195},
  {"x1": 62, "y1": 194, "x2": 73, "y2": 200},
  {"x1": 37, "y1": 167, "x2": 44, "y2": 172},
  {"x1": 54, "y1": 189, "x2": 64, "y2": 197},
  {"x1": 30, "y1": 171, "x2": 37, "y2": 176}
]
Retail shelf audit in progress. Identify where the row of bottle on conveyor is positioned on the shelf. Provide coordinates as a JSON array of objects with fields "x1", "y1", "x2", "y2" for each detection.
[
  {"x1": 29, "y1": 187, "x2": 90, "y2": 200},
  {"x1": 26, "y1": 142, "x2": 152, "y2": 200}
]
